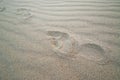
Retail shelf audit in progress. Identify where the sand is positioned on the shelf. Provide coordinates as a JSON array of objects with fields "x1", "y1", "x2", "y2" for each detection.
[{"x1": 0, "y1": 0, "x2": 120, "y2": 80}]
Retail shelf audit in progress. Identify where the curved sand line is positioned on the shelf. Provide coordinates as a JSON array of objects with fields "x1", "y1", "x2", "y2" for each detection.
[
  {"x1": 0, "y1": 6, "x2": 5, "y2": 12},
  {"x1": 0, "y1": 0, "x2": 5, "y2": 12}
]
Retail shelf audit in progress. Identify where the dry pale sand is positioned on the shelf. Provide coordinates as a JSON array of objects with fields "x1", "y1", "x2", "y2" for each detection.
[{"x1": 0, "y1": 0, "x2": 120, "y2": 80}]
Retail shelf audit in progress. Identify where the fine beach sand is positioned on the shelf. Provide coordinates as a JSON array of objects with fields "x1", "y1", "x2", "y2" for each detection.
[{"x1": 0, "y1": 0, "x2": 120, "y2": 80}]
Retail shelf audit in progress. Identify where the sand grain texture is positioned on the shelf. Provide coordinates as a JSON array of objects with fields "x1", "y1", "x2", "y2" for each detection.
[{"x1": 0, "y1": 0, "x2": 120, "y2": 80}]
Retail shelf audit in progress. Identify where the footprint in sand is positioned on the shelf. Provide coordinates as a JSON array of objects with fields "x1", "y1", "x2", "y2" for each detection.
[
  {"x1": 47, "y1": 30, "x2": 79, "y2": 58},
  {"x1": 15, "y1": 8, "x2": 32, "y2": 23},
  {"x1": 46, "y1": 29, "x2": 110, "y2": 65},
  {"x1": 79, "y1": 43, "x2": 110, "y2": 65}
]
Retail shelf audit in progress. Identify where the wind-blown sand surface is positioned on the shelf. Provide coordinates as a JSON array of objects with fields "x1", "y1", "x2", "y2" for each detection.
[{"x1": 0, "y1": 0, "x2": 120, "y2": 80}]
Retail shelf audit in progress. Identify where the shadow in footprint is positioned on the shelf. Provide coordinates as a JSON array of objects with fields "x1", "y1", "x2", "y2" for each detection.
[
  {"x1": 47, "y1": 31, "x2": 70, "y2": 40},
  {"x1": 47, "y1": 30, "x2": 79, "y2": 58},
  {"x1": 0, "y1": 6, "x2": 6, "y2": 12},
  {"x1": 79, "y1": 43, "x2": 110, "y2": 65}
]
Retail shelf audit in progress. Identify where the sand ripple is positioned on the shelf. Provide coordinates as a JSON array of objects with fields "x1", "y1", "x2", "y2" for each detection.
[{"x1": 0, "y1": 0, "x2": 120, "y2": 80}]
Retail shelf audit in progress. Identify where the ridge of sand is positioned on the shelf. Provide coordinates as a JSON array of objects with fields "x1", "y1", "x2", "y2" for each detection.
[{"x1": 0, "y1": 0, "x2": 120, "y2": 80}]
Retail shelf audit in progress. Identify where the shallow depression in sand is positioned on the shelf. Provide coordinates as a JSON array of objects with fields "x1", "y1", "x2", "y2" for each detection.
[
  {"x1": 46, "y1": 28, "x2": 111, "y2": 65},
  {"x1": 47, "y1": 30, "x2": 79, "y2": 58},
  {"x1": 79, "y1": 43, "x2": 110, "y2": 65},
  {"x1": 15, "y1": 8, "x2": 32, "y2": 20}
]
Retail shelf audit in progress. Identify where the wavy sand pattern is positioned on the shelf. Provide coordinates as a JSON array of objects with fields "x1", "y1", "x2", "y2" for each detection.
[{"x1": 0, "y1": 0, "x2": 120, "y2": 80}]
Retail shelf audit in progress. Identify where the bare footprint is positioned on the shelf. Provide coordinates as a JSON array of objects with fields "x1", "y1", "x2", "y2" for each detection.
[
  {"x1": 47, "y1": 30, "x2": 79, "y2": 58},
  {"x1": 78, "y1": 43, "x2": 111, "y2": 65},
  {"x1": 46, "y1": 28, "x2": 111, "y2": 65},
  {"x1": 15, "y1": 8, "x2": 32, "y2": 22}
]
